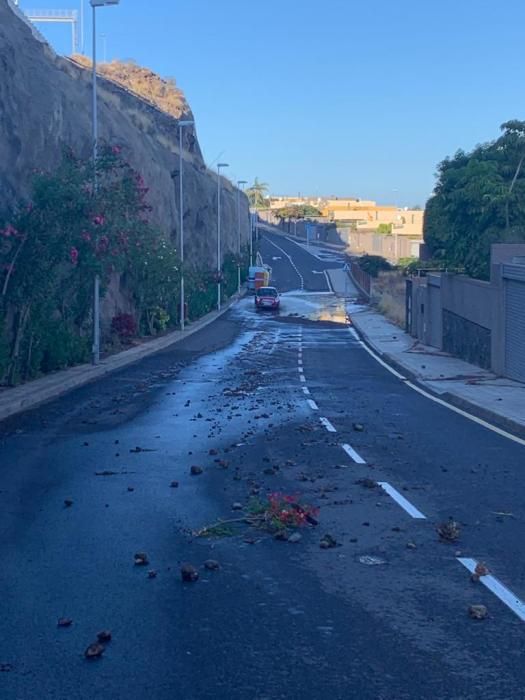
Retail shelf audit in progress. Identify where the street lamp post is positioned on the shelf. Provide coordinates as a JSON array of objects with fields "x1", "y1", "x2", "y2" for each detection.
[
  {"x1": 90, "y1": 0, "x2": 119, "y2": 365},
  {"x1": 178, "y1": 119, "x2": 194, "y2": 331},
  {"x1": 216, "y1": 163, "x2": 229, "y2": 311},
  {"x1": 236, "y1": 180, "x2": 247, "y2": 294}
]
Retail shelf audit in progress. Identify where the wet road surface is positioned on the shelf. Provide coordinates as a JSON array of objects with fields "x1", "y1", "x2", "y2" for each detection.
[{"x1": 1, "y1": 231, "x2": 525, "y2": 699}]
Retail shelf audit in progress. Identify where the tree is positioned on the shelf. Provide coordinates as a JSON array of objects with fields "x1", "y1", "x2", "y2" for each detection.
[
  {"x1": 376, "y1": 223, "x2": 393, "y2": 234},
  {"x1": 246, "y1": 178, "x2": 269, "y2": 209},
  {"x1": 274, "y1": 204, "x2": 321, "y2": 220},
  {"x1": 423, "y1": 120, "x2": 525, "y2": 279}
]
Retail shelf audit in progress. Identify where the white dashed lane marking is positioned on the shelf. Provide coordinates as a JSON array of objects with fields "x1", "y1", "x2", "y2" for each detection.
[
  {"x1": 307, "y1": 399, "x2": 319, "y2": 411},
  {"x1": 457, "y1": 558, "x2": 525, "y2": 622},
  {"x1": 341, "y1": 443, "x2": 366, "y2": 464},
  {"x1": 302, "y1": 386, "x2": 311, "y2": 395},
  {"x1": 300, "y1": 375, "x2": 306, "y2": 383},
  {"x1": 377, "y1": 482, "x2": 427, "y2": 519},
  {"x1": 320, "y1": 417, "x2": 337, "y2": 433}
]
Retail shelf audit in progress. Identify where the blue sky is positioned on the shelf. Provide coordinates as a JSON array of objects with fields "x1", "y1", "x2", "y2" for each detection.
[{"x1": 14, "y1": 0, "x2": 525, "y2": 206}]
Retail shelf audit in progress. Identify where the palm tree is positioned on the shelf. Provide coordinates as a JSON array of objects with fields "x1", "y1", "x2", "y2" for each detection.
[{"x1": 246, "y1": 178, "x2": 269, "y2": 209}]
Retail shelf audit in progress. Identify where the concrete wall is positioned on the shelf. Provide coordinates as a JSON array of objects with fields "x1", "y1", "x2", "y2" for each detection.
[
  {"x1": 338, "y1": 228, "x2": 423, "y2": 262},
  {"x1": 410, "y1": 273, "x2": 497, "y2": 369}
]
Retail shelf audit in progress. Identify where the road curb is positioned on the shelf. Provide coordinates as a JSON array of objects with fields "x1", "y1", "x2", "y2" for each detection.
[
  {"x1": 0, "y1": 293, "x2": 243, "y2": 424},
  {"x1": 349, "y1": 313, "x2": 525, "y2": 440}
]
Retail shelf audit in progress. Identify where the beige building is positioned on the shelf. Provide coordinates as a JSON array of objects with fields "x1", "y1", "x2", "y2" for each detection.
[
  {"x1": 269, "y1": 195, "x2": 323, "y2": 210},
  {"x1": 269, "y1": 196, "x2": 423, "y2": 238},
  {"x1": 321, "y1": 199, "x2": 424, "y2": 237}
]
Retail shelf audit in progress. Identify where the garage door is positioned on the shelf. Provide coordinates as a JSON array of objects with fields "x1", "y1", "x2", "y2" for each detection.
[{"x1": 505, "y1": 271, "x2": 525, "y2": 383}]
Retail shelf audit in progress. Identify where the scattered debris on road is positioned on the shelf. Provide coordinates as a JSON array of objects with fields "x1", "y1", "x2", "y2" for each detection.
[
  {"x1": 195, "y1": 493, "x2": 319, "y2": 539},
  {"x1": 437, "y1": 519, "x2": 461, "y2": 542},
  {"x1": 471, "y1": 562, "x2": 489, "y2": 582},
  {"x1": 181, "y1": 564, "x2": 199, "y2": 582},
  {"x1": 84, "y1": 643, "x2": 105, "y2": 660},
  {"x1": 468, "y1": 604, "x2": 488, "y2": 620},
  {"x1": 97, "y1": 630, "x2": 112, "y2": 643},
  {"x1": 204, "y1": 559, "x2": 220, "y2": 571},
  {"x1": 320, "y1": 534, "x2": 338, "y2": 549},
  {"x1": 355, "y1": 478, "x2": 377, "y2": 489},
  {"x1": 134, "y1": 552, "x2": 149, "y2": 566},
  {"x1": 358, "y1": 555, "x2": 387, "y2": 566}
]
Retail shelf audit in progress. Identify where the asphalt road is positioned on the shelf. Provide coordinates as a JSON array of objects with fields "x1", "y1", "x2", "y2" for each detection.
[{"x1": 1, "y1": 231, "x2": 525, "y2": 699}]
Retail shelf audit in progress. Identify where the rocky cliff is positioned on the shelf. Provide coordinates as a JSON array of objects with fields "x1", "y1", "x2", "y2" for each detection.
[{"x1": 0, "y1": 0, "x2": 249, "y2": 267}]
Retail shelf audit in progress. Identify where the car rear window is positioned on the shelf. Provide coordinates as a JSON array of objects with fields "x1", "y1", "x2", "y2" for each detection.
[{"x1": 258, "y1": 288, "x2": 277, "y2": 297}]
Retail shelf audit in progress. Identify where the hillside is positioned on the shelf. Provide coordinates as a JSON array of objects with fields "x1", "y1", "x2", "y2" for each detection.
[
  {"x1": 72, "y1": 56, "x2": 188, "y2": 120},
  {"x1": 0, "y1": 0, "x2": 247, "y2": 267}
]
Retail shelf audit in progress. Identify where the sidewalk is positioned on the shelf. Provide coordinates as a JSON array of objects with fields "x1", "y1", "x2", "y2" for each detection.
[
  {"x1": 349, "y1": 305, "x2": 525, "y2": 438},
  {"x1": 0, "y1": 294, "x2": 242, "y2": 423},
  {"x1": 326, "y1": 266, "x2": 525, "y2": 437}
]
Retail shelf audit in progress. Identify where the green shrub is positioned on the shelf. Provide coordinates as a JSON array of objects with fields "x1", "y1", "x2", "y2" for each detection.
[{"x1": 358, "y1": 254, "x2": 393, "y2": 277}]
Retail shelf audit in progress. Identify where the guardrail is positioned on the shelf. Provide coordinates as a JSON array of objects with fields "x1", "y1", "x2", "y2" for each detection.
[{"x1": 349, "y1": 261, "x2": 371, "y2": 300}]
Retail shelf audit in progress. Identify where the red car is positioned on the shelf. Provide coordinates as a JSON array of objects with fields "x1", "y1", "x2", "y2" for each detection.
[{"x1": 255, "y1": 286, "x2": 280, "y2": 311}]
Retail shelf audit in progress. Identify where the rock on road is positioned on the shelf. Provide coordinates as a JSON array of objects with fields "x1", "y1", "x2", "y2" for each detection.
[{"x1": 0, "y1": 229, "x2": 524, "y2": 699}]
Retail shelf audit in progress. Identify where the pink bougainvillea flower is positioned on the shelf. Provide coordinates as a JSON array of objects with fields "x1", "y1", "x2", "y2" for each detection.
[
  {"x1": 2, "y1": 224, "x2": 18, "y2": 238},
  {"x1": 111, "y1": 145, "x2": 122, "y2": 155},
  {"x1": 92, "y1": 214, "x2": 106, "y2": 226},
  {"x1": 70, "y1": 247, "x2": 79, "y2": 265},
  {"x1": 81, "y1": 231, "x2": 91, "y2": 242}
]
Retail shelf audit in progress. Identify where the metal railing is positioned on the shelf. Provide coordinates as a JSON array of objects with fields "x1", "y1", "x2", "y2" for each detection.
[{"x1": 25, "y1": 9, "x2": 78, "y2": 19}]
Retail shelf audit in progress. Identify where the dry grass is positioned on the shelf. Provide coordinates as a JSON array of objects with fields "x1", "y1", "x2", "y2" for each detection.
[
  {"x1": 371, "y1": 270, "x2": 406, "y2": 327},
  {"x1": 72, "y1": 56, "x2": 187, "y2": 118}
]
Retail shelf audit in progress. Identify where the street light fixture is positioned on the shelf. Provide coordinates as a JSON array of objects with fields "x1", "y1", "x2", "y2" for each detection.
[
  {"x1": 178, "y1": 119, "x2": 194, "y2": 331},
  {"x1": 90, "y1": 0, "x2": 120, "y2": 365},
  {"x1": 236, "y1": 180, "x2": 247, "y2": 294},
  {"x1": 216, "y1": 163, "x2": 229, "y2": 311}
]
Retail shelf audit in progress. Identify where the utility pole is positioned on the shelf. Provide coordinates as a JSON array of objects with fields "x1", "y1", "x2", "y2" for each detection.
[
  {"x1": 178, "y1": 120, "x2": 194, "y2": 330},
  {"x1": 90, "y1": 0, "x2": 120, "y2": 365},
  {"x1": 237, "y1": 180, "x2": 247, "y2": 294}
]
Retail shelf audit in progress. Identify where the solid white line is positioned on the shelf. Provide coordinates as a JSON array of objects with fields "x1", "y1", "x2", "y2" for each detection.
[
  {"x1": 307, "y1": 399, "x2": 319, "y2": 411},
  {"x1": 324, "y1": 270, "x2": 334, "y2": 294},
  {"x1": 404, "y1": 381, "x2": 525, "y2": 448},
  {"x1": 349, "y1": 327, "x2": 360, "y2": 341},
  {"x1": 457, "y1": 558, "x2": 525, "y2": 621},
  {"x1": 300, "y1": 375, "x2": 306, "y2": 382},
  {"x1": 320, "y1": 417, "x2": 337, "y2": 433},
  {"x1": 359, "y1": 341, "x2": 406, "y2": 380},
  {"x1": 377, "y1": 482, "x2": 427, "y2": 519},
  {"x1": 351, "y1": 328, "x2": 525, "y2": 449},
  {"x1": 341, "y1": 443, "x2": 366, "y2": 464},
  {"x1": 302, "y1": 386, "x2": 310, "y2": 395}
]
